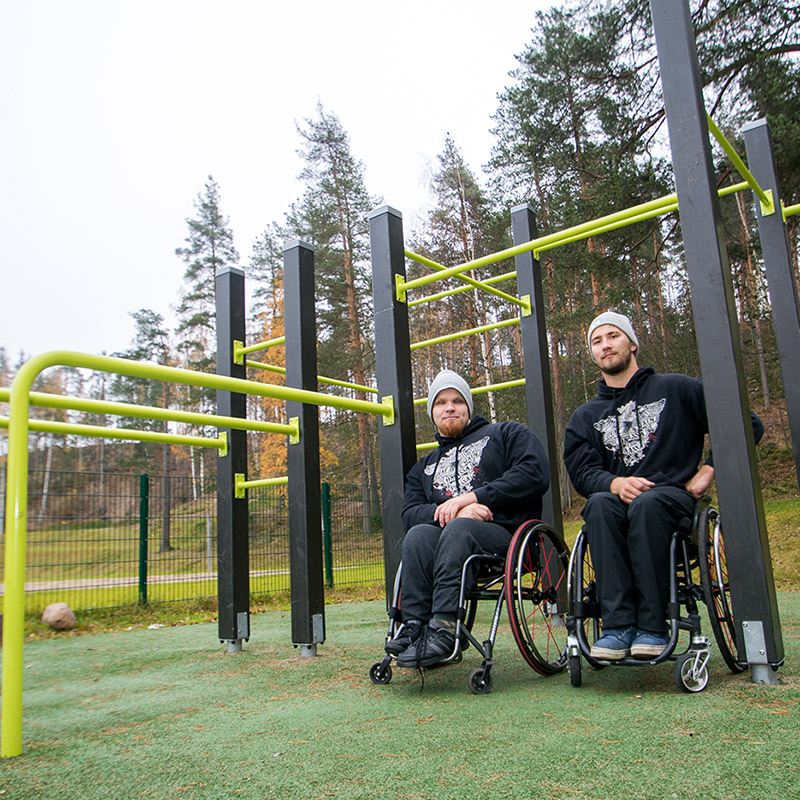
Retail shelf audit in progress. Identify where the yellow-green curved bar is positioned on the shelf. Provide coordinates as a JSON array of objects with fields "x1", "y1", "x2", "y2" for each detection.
[{"x1": 1, "y1": 349, "x2": 392, "y2": 757}]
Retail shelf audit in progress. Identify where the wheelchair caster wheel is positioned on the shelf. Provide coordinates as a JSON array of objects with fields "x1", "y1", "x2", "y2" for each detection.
[
  {"x1": 370, "y1": 660, "x2": 393, "y2": 685},
  {"x1": 674, "y1": 652, "x2": 709, "y2": 693},
  {"x1": 569, "y1": 654, "x2": 582, "y2": 688},
  {"x1": 469, "y1": 668, "x2": 493, "y2": 695}
]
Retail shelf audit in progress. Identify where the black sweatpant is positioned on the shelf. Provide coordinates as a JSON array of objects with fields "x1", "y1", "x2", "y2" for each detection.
[
  {"x1": 582, "y1": 486, "x2": 695, "y2": 633},
  {"x1": 399, "y1": 517, "x2": 512, "y2": 623}
]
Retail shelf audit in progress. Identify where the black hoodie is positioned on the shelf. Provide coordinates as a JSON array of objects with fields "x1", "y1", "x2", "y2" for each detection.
[
  {"x1": 401, "y1": 416, "x2": 550, "y2": 533},
  {"x1": 563, "y1": 367, "x2": 764, "y2": 498}
]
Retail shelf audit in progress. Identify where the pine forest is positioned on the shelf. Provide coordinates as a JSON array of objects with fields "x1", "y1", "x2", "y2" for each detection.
[{"x1": 2, "y1": 0, "x2": 799, "y2": 511}]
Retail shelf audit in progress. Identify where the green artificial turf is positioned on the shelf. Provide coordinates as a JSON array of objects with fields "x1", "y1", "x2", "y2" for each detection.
[{"x1": 2, "y1": 595, "x2": 799, "y2": 800}]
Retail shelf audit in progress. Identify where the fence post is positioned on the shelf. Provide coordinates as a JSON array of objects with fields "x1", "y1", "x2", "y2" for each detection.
[
  {"x1": 138, "y1": 474, "x2": 149, "y2": 606},
  {"x1": 322, "y1": 482, "x2": 333, "y2": 587}
]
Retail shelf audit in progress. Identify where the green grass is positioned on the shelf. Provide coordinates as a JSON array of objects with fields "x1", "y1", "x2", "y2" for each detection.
[{"x1": 2, "y1": 594, "x2": 799, "y2": 799}]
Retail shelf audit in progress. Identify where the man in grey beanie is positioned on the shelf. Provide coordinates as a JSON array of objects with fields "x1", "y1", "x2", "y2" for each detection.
[
  {"x1": 386, "y1": 369, "x2": 550, "y2": 668},
  {"x1": 564, "y1": 312, "x2": 763, "y2": 661}
]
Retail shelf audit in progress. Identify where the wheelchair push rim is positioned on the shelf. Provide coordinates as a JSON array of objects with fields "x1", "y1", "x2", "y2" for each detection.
[
  {"x1": 697, "y1": 506, "x2": 746, "y2": 674},
  {"x1": 504, "y1": 521, "x2": 570, "y2": 676}
]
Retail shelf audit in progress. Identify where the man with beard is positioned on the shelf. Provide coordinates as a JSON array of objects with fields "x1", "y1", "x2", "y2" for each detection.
[
  {"x1": 564, "y1": 312, "x2": 763, "y2": 660},
  {"x1": 387, "y1": 369, "x2": 550, "y2": 668}
]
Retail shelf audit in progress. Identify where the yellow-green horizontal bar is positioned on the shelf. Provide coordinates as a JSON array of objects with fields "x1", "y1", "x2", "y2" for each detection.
[
  {"x1": 783, "y1": 201, "x2": 800, "y2": 220},
  {"x1": 416, "y1": 441, "x2": 439, "y2": 452},
  {"x1": 244, "y1": 360, "x2": 379, "y2": 396},
  {"x1": 0, "y1": 388, "x2": 297, "y2": 438},
  {"x1": 473, "y1": 378, "x2": 526, "y2": 395},
  {"x1": 0, "y1": 416, "x2": 225, "y2": 451},
  {"x1": 400, "y1": 181, "x2": 756, "y2": 294},
  {"x1": 245, "y1": 359, "x2": 286, "y2": 375},
  {"x1": 706, "y1": 115, "x2": 773, "y2": 212},
  {"x1": 237, "y1": 336, "x2": 285, "y2": 358},
  {"x1": 410, "y1": 316, "x2": 521, "y2": 352},
  {"x1": 239, "y1": 476, "x2": 289, "y2": 489},
  {"x1": 403, "y1": 249, "x2": 526, "y2": 308},
  {"x1": 413, "y1": 377, "x2": 527, "y2": 406},
  {"x1": 408, "y1": 271, "x2": 516, "y2": 308}
]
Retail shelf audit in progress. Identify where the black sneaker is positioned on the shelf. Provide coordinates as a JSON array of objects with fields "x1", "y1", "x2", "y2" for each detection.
[
  {"x1": 385, "y1": 623, "x2": 423, "y2": 656},
  {"x1": 396, "y1": 624, "x2": 456, "y2": 668}
]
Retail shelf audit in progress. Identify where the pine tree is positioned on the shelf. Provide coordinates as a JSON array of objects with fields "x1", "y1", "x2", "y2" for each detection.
[
  {"x1": 283, "y1": 103, "x2": 381, "y2": 497},
  {"x1": 175, "y1": 175, "x2": 239, "y2": 374}
]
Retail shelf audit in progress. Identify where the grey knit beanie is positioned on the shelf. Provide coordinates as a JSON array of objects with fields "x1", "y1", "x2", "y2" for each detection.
[
  {"x1": 426, "y1": 370, "x2": 473, "y2": 421},
  {"x1": 587, "y1": 312, "x2": 639, "y2": 358}
]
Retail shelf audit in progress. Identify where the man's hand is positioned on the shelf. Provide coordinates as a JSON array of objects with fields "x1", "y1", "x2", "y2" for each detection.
[
  {"x1": 454, "y1": 503, "x2": 494, "y2": 522},
  {"x1": 434, "y1": 492, "x2": 491, "y2": 526},
  {"x1": 610, "y1": 475, "x2": 654, "y2": 504},
  {"x1": 686, "y1": 464, "x2": 715, "y2": 499}
]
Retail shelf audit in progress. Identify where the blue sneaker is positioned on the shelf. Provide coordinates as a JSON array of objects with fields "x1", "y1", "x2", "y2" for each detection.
[
  {"x1": 590, "y1": 626, "x2": 637, "y2": 660},
  {"x1": 631, "y1": 629, "x2": 670, "y2": 659}
]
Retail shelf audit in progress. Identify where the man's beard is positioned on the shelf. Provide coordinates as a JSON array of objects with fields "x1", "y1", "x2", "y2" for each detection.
[
  {"x1": 437, "y1": 418, "x2": 468, "y2": 438},
  {"x1": 598, "y1": 348, "x2": 633, "y2": 376}
]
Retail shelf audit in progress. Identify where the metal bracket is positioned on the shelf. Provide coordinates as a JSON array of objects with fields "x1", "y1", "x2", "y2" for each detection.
[
  {"x1": 742, "y1": 620, "x2": 769, "y2": 665},
  {"x1": 218, "y1": 431, "x2": 228, "y2": 458},
  {"x1": 381, "y1": 395, "x2": 395, "y2": 426},
  {"x1": 395, "y1": 273, "x2": 407, "y2": 304},
  {"x1": 289, "y1": 416, "x2": 300, "y2": 444},
  {"x1": 520, "y1": 294, "x2": 532, "y2": 317},
  {"x1": 759, "y1": 189, "x2": 775, "y2": 217},
  {"x1": 234, "y1": 472, "x2": 246, "y2": 499},
  {"x1": 233, "y1": 340, "x2": 245, "y2": 366}
]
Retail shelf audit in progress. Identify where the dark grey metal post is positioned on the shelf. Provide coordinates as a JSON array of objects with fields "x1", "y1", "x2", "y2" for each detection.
[
  {"x1": 511, "y1": 203, "x2": 562, "y2": 530},
  {"x1": 650, "y1": 0, "x2": 783, "y2": 681},
  {"x1": 215, "y1": 266, "x2": 250, "y2": 653},
  {"x1": 283, "y1": 240, "x2": 324, "y2": 656},
  {"x1": 742, "y1": 118, "x2": 800, "y2": 493},
  {"x1": 369, "y1": 206, "x2": 417, "y2": 601}
]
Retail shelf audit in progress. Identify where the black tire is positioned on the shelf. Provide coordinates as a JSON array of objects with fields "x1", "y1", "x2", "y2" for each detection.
[
  {"x1": 505, "y1": 521, "x2": 571, "y2": 675},
  {"x1": 469, "y1": 668, "x2": 493, "y2": 695},
  {"x1": 569, "y1": 654, "x2": 582, "y2": 688},
  {"x1": 674, "y1": 652, "x2": 709, "y2": 693},
  {"x1": 567, "y1": 530, "x2": 604, "y2": 670},
  {"x1": 369, "y1": 661, "x2": 392, "y2": 685},
  {"x1": 697, "y1": 507, "x2": 746, "y2": 674}
]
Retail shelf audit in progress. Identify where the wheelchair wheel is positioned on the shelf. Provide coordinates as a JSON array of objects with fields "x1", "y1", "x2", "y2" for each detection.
[
  {"x1": 469, "y1": 668, "x2": 493, "y2": 695},
  {"x1": 567, "y1": 530, "x2": 604, "y2": 670},
  {"x1": 369, "y1": 659, "x2": 393, "y2": 685},
  {"x1": 569, "y1": 654, "x2": 582, "y2": 688},
  {"x1": 698, "y1": 506, "x2": 746, "y2": 674},
  {"x1": 674, "y1": 652, "x2": 709, "y2": 693},
  {"x1": 505, "y1": 521, "x2": 570, "y2": 676}
]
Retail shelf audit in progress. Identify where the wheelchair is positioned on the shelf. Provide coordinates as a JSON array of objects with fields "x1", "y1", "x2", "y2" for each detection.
[
  {"x1": 565, "y1": 497, "x2": 743, "y2": 693},
  {"x1": 369, "y1": 520, "x2": 571, "y2": 694}
]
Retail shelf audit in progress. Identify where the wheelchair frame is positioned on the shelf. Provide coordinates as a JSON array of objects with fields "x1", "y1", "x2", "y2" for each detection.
[
  {"x1": 369, "y1": 520, "x2": 571, "y2": 694},
  {"x1": 565, "y1": 498, "x2": 742, "y2": 693}
]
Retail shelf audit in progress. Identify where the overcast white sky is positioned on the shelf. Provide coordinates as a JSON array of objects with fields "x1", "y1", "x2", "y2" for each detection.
[{"x1": 1, "y1": 0, "x2": 556, "y2": 364}]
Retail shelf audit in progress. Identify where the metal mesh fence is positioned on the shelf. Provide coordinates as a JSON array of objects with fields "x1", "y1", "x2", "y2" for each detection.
[{"x1": 1, "y1": 469, "x2": 384, "y2": 613}]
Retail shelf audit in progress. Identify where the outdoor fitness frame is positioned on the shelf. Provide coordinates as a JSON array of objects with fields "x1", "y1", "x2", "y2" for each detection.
[{"x1": 370, "y1": 0, "x2": 795, "y2": 686}]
